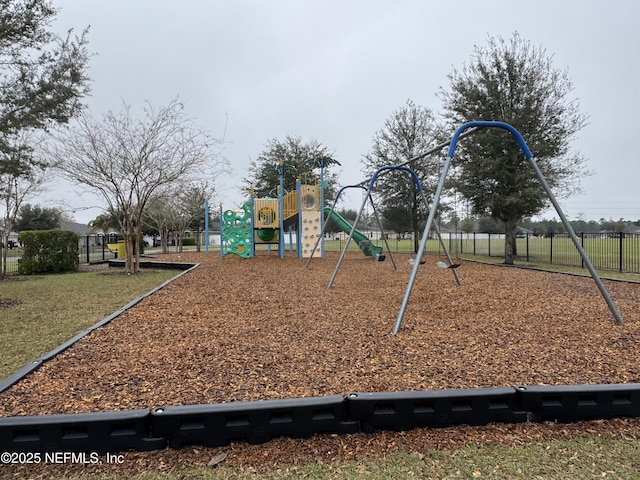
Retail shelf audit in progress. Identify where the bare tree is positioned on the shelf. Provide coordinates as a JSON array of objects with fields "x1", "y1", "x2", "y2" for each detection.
[
  {"x1": 45, "y1": 99, "x2": 228, "y2": 273},
  {"x1": 175, "y1": 182, "x2": 214, "y2": 252},
  {"x1": 144, "y1": 194, "x2": 174, "y2": 253},
  {"x1": 362, "y1": 100, "x2": 442, "y2": 252},
  {"x1": 145, "y1": 182, "x2": 214, "y2": 253}
]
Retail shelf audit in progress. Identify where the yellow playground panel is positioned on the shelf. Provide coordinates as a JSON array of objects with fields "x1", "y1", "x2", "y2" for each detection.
[
  {"x1": 253, "y1": 198, "x2": 279, "y2": 228},
  {"x1": 282, "y1": 190, "x2": 299, "y2": 219},
  {"x1": 253, "y1": 191, "x2": 300, "y2": 232}
]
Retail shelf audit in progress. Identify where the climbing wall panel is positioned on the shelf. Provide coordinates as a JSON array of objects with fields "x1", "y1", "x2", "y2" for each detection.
[
  {"x1": 221, "y1": 202, "x2": 253, "y2": 258},
  {"x1": 300, "y1": 209, "x2": 321, "y2": 258}
]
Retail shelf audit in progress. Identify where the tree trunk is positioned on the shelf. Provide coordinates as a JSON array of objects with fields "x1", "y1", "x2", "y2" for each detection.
[
  {"x1": 123, "y1": 215, "x2": 135, "y2": 274},
  {"x1": 134, "y1": 223, "x2": 143, "y2": 274},
  {"x1": 503, "y1": 218, "x2": 518, "y2": 265},
  {"x1": 161, "y1": 229, "x2": 169, "y2": 254},
  {"x1": 411, "y1": 194, "x2": 420, "y2": 254},
  {"x1": 1, "y1": 235, "x2": 6, "y2": 276},
  {"x1": 122, "y1": 232, "x2": 133, "y2": 273}
]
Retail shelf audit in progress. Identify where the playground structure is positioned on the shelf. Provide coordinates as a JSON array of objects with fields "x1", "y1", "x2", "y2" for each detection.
[
  {"x1": 219, "y1": 181, "x2": 311, "y2": 259},
  {"x1": 219, "y1": 175, "x2": 381, "y2": 260}
]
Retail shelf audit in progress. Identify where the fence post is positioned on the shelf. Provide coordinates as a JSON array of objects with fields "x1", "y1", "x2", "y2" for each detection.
[
  {"x1": 581, "y1": 232, "x2": 585, "y2": 269},
  {"x1": 85, "y1": 235, "x2": 90, "y2": 264},
  {"x1": 473, "y1": 232, "x2": 476, "y2": 255},
  {"x1": 549, "y1": 233, "x2": 553, "y2": 264},
  {"x1": 526, "y1": 233, "x2": 530, "y2": 262},
  {"x1": 619, "y1": 232, "x2": 624, "y2": 273}
]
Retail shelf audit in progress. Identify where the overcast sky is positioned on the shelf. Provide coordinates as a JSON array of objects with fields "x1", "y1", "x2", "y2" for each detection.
[{"x1": 44, "y1": 0, "x2": 640, "y2": 224}]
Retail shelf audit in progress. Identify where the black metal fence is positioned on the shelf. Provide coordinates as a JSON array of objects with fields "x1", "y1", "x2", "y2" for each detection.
[
  {"x1": 1, "y1": 232, "x2": 639, "y2": 275},
  {"x1": 440, "y1": 232, "x2": 640, "y2": 274},
  {"x1": 326, "y1": 231, "x2": 640, "y2": 275}
]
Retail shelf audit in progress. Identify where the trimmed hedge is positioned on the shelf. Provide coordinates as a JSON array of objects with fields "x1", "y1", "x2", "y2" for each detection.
[
  {"x1": 180, "y1": 237, "x2": 196, "y2": 247},
  {"x1": 18, "y1": 230, "x2": 80, "y2": 275},
  {"x1": 169, "y1": 237, "x2": 195, "y2": 247}
]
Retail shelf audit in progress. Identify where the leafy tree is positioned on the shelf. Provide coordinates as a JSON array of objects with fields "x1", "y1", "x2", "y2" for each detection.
[
  {"x1": 14, "y1": 203, "x2": 62, "y2": 231},
  {"x1": 242, "y1": 136, "x2": 340, "y2": 203},
  {"x1": 459, "y1": 216, "x2": 476, "y2": 233},
  {"x1": 45, "y1": 99, "x2": 228, "y2": 274},
  {"x1": 0, "y1": 0, "x2": 89, "y2": 274},
  {"x1": 180, "y1": 182, "x2": 215, "y2": 252},
  {"x1": 89, "y1": 212, "x2": 119, "y2": 232},
  {"x1": 477, "y1": 215, "x2": 505, "y2": 234},
  {"x1": 362, "y1": 99, "x2": 442, "y2": 252},
  {"x1": 599, "y1": 217, "x2": 626, "y2": 233},
  {"x1": 439, "y1": 32, "x2": 589, "y2": 264},
  {"x1": 0, "y1": 0, "x2": 90, "y2": 176},
  {"x1": 337, "y1": 209, "x2": 357, "y2": 221},
  {"x1": 568, "y1": 218, "x2": 601, "y2": 234},
  {"x1": 0, "y1": 138, "x2": 48, "y2": 274}
]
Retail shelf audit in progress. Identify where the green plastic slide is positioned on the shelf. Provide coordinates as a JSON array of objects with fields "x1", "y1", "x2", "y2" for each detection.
[{"x1": 324, "y1": 207, "x2": 383, "y2": 257}]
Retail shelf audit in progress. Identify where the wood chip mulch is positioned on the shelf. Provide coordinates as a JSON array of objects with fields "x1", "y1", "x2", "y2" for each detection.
[{"x1": 2, "y1": 252, "x2": 640, "y2": 476}]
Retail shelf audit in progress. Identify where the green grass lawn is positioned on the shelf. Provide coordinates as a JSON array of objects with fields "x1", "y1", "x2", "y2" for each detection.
[
  {"x1": 58, "y1": 436, "x2": 640, "y2": 479},
  {"x1": 0, "y1": 267, "x2": 179, "y2": 380}
]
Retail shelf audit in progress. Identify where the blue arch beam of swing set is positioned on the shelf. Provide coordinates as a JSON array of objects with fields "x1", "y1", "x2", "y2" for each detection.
[
  {"x1": 368, "y1": 165, "x2": 423, "y2": 192},
  {"x1": 393, "y1": 121, "x2": 624, "y2": 335}
]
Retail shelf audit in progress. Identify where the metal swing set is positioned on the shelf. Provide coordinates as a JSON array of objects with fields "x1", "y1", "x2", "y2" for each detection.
[
  {"x1": 312, "y1": 121, "x2": 625, "y2": 335},
  {"x1": 322, "y1": 165, "x2": 462, "y2": 289}
]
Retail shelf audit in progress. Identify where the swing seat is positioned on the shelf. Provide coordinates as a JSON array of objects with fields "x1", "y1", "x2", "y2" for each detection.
[{"x1": 436, "y1": 261, "x2": 461, "y2": 269}]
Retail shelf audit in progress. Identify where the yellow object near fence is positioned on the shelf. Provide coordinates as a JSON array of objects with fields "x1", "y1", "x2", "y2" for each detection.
[{"x1": 107, "y1": 243, "x2": 126, "y2": 259}]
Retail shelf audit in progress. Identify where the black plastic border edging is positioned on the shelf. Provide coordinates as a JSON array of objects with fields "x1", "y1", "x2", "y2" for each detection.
[
  {"x1": 0, "y1": 262, "x2": 199, "y2": 395},
  {"x1": 151, "y1": 395, "x2": 360, "y2": 449},
  {"x1": 2, "y1": 384, "x2": 640, "y2": 454},
  {"x1": 346, "y1": 387, "x2": 527, "y2": 432},
  {"x1": 516, "y1": 383, "x2": 640, "y2": 422},
  {"x1": 0, "y1": 409, "x2": 165, "y2": 455}
]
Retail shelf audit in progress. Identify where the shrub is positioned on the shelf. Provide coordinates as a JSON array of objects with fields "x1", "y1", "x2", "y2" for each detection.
[
  {"x1": 18, "y1": 230, "x2": 80, "y2": 275},
  {"x1": 170, "y1": 237, "x2": 196, "y2": 247},
  {"x1": 182, "y1": 237, "x2": 196, "y2": 247}
]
